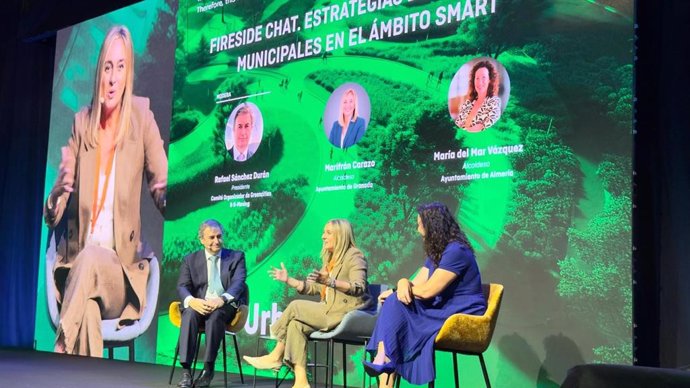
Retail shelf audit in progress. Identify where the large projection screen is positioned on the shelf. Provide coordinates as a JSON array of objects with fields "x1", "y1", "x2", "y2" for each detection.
[
  {"x1": 160, "y1": 0, "x2": 633, "y2": 386},
  {"x1": 34, "y1": 0, "x2": 176, "y2": 363}
]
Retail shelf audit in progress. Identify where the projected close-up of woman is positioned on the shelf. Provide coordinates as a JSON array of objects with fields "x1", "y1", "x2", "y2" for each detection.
[{"x1": 44, "y1": 25, "x2": 167, "y2": 357}]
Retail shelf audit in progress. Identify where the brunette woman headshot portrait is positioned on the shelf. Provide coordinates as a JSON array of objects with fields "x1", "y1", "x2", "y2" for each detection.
[{"x1": 448, "y1": 58, "x2": 510, "y2": 132}]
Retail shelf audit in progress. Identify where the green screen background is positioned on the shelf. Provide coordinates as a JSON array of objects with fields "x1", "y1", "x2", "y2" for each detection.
[{"x1": 162, "y1": 0, "x2": 633, "y2": 386}]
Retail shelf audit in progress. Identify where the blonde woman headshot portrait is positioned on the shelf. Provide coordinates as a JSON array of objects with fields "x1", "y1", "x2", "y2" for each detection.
[{"x1": 324, "y1": 83, "x2": 371, "y2": 149}]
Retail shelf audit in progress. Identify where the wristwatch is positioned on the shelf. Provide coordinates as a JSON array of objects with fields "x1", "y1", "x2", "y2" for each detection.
[{"x1": 220, "y1": 295, "x2": 230, "y2": 304}]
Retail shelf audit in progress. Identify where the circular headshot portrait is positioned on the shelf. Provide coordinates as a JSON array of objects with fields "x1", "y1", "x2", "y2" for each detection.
[
  {"x1": 448, "y1": 57, "x2": 511, "y2": 132},
  {"x1": 225, "y1": 102, "x2": 264, "y2": 162},
  {"x1": 323, "y1": 83, "x2": 371, "y2": 149}
]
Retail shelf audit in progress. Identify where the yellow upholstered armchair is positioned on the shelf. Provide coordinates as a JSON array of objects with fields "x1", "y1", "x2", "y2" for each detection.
[
  {"x1": 167, "y1": 301, "x2": 249, "y2": 388},
  {"x1": 431, "y1": 283, "x2": 504, "y2": 388}
]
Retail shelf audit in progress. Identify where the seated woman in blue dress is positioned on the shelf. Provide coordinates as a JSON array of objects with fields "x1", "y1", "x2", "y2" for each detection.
[
  {"x1": 328, "y1": 88, "x2": 365, "y2": 148},
  {"x1": 363, "y1": 202, "x2": 487, "y2": 387}
]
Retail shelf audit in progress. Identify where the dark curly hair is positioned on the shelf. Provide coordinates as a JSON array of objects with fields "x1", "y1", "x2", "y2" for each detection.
[
  {"x1": 418, "y1": 202, "x2": 474, "y2": 266},
  {"x1": 467, "y1": 60, "x2": 499, "y2": 100}
]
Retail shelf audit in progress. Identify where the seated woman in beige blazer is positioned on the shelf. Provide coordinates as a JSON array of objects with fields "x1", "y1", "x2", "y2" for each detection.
[
  {"x1": 244, "y1": 219, "x2": 370, "y2": 388},
  {"x1": 44, "y1": 25, "x2": 167, "y2": 357}
]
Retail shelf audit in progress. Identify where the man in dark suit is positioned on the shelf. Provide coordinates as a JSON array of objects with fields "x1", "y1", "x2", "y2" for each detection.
[{"x1": 176, "y1": 219, "x2": 247, "y2": 388}]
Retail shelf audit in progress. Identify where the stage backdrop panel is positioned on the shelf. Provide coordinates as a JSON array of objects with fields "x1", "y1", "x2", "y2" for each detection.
[{"x1": 160, "y1": 0, "x2": 633, "y2": 387}]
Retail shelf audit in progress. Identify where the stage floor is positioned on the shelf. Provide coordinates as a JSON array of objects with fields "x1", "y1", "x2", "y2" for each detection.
[{"x1": 0, "y1": 348, "x2": 325, "y2": 388}]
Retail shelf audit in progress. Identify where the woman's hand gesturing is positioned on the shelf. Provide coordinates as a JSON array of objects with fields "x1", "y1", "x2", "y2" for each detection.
[
  {"x1": 54, "y1": 146, "x2": 75, "y2": 197},
  {"x1": 269, "y1": 262, "x2": 289, "y2": 283}
]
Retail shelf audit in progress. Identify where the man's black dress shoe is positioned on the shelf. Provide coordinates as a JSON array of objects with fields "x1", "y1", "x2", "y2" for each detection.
[
  {"x1": 177, "y1": 370, "x2": 193, "y2": 388},
  {"x1": 193, "y1": 369, "x2": 214, "y2": 388}
]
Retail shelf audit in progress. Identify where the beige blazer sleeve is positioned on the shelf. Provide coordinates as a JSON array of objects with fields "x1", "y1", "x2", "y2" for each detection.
[
  {"x1": 44, "y1": 113, "x2": 83, "y2": 227},
  {"x1": 301, "y1": 278, "x2": 325, "y2": 297},
  {"x1": 139, "y1": 100, "x2": 167, "y2": 211},
  {"x1": 299, "y1": 247, "x2": 368, "y2": 297},
  {"x1": 298, "y1": 247, "x2": 371, "y2": 330}
]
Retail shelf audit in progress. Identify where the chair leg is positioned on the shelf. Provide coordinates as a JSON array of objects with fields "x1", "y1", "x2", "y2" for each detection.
[
  {"x1": 169, "y1": 340, "x2": 180, "y2": 385},
  {"x1": 326, "y1": 340, "x2": 332, "y2": 388},
  {"x1": 276, "y1": 368, "x2": 291, "y2": 388},
  {"x1": 191, "y1": 333, "x2": 202, "y2": 379},
  {"x1": 222, "y1": 335, "x2": 227, "y2": 388},
  {"x1": 326, "y1": 340, "x2": 331, "y2": 388},
  {"x1": 250, "y1": 335, "x2": 286, "y2": 388},
  {"x1": 362, "y1": 339, "x2": 369, "y2": 388},
  {"x1": 453, "y1": 352, "x2": 459, "y2": 388},
  {"x1": 252, "y1": 336, "x2": 258, "y2": 388},
  {"x1": 129, "y1": 342, "x2": 135, "y2": 362},
  {"x1": 342, "y1": 342, "x2": 347, "y2": 388},
  {"x1": 313, "y1": 340, "x2": 318, "y2": 387},
  {"x1": 428, "y1": 349, "x2": 436, "y2": 388},
  {"x1": 329, "y1": 340, "x2": 335, "y2": 388},
  {"x1": 232, "y1": 334, "x2": 245, "y2": 384},
  {"x1": 478, "y1": 353, "x2": 491, "y2": 388}
]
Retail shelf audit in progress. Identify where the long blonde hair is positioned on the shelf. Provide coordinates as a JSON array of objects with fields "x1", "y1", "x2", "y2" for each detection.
[
  {"x1": 337, "y1": 89, "x2": 359, "y2": 130},
  {"x1": 86, "y1": 25, "x2": 135, "y2": 148},
  {"x1": 320, "y1": 219, "x2": 357, "y2": 267}
]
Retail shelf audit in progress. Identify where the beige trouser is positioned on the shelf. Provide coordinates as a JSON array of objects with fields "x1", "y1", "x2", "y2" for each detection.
[
  {"x1": 270, "y1": 299, "x2": 329, "y2": 368},
  {"x1": 56, "y1": 245, "x2": 127, "y2": 357}
]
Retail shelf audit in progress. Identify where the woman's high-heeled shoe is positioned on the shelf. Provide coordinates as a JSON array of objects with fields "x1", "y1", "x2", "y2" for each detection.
[
  {"x1": 362, "y1": 360, "x2": 396, "y2": 377},
  {"x1": 243, "y1": 355, "x2": 283, "y2": 371}
]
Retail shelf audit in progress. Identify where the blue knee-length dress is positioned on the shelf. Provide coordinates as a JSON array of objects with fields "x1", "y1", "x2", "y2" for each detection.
[{"x1": 366, "y1": 241, "x2": 486, "y2": 385}]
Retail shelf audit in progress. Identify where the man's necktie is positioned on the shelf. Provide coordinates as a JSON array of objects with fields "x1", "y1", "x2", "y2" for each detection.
[{"x1": 207, "y1": 255, "x2": 224, "y2": 298}]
